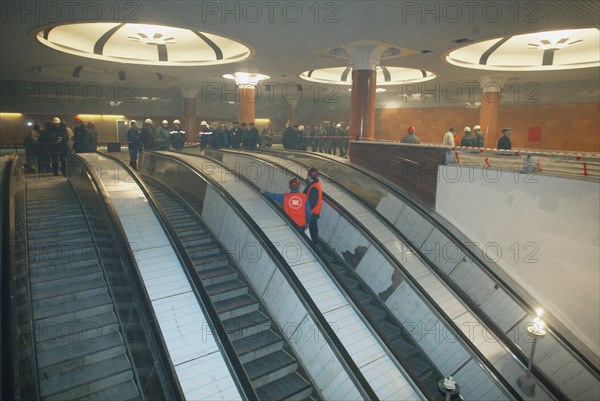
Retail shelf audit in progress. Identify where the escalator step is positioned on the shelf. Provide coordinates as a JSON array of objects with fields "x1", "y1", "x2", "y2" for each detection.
[
  {"x1": 30, "y1": 261, "x2": 100, "y2": 283},
  {"x1": 405, "y1": 354, "x2": 434, "y2": 378},
  {"x1": 36, "y1": 313, "x2": 119, "y2": 352},
  {"x1": 196, "y1": 265, "x2": 237, "y2": 285},
  {"x1": 246, "y1": 350, "x2": 298, "y2": 388},
  {"x1": 180, "y1": 232, "x2": 213, "y2": 247},
  {"x1": 232, "y1": 329, "x2": 284, "y2": 363},
  {"x1": 192, "y1": 252, "x2": 229, "y2": 271},
  {"x1": 44, "y1": 369, "x2": 136, "y2": 401},
  {"x1": 31, "y1": 271, "x2": 105, "y2": 301},
  {"x1": 187, "y1": 242, "x2": 221, "y2": 259},
  {"x1": 352, "y1": 289, "x2": 372, "y2": 305},
  {"x1": 363, "y1": 304, "x2": 386, "y2": 322},
  {"x1": 40, "y1": 352, "x2": 132, "y2": 398},
  {"x1": 223, "y1": 311, "x2": 271, "y2": 341},
  {"x1": 389, "y1": 337, "x2": 418, "y2": 359},
  {"x1": 214, "y1": 293, "x2": 259, "y2": 320},
  {"x1": 256, "y1": 372, "x2": 313, "y2": 401},
  {"x1": 206, "y1": 279, "x2": 247, "y2": 302},
  {"x1": 34, "y1": 290, "x2": 112, "y2": 322},
  {"x1": 37, "y1": 332, "x2": 126, "y2": 368}
]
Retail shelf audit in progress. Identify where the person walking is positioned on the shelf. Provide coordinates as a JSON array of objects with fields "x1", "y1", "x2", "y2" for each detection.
[
  {"x1": 442, "y1": 128, "x2": 455, "y2": 146},
  {"x1": 401, "y1": 126, "x2": 420, "y2": 144}
]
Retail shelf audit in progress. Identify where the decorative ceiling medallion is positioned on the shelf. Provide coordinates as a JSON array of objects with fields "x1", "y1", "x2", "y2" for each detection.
[
  {"x1": 36, "y1": 22, "x2": 252, "y2": 66},
  {"x1": 299, "y1": 66, "x2": 436, "y2": 86},
  {"x1": 446, "y1": 28, "x2": 599, "y2": 71}
]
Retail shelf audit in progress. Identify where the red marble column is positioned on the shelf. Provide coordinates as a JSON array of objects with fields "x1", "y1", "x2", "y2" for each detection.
[
  {"x1": 479, "y1": 88, "x2": 502, "y2": 147},
  {"x1": 183, "y1": 97, "x2": 196, "y2": 144},
  {"x1": 289, "y1": 102, "x2": 299, "y2": 125},
  {"x1": 350, "y1": 69, "x2": 376, "y2": 140},
  {"x1": 238, "y1": 85, "x2": 256, "y2": 124}
]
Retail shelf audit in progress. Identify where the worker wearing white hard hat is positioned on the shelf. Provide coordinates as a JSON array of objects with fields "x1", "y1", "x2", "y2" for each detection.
[
  {"x1": 144, "y1": 118, "x2": 153, "y2": 125},
  {"x1": 173, "y1": 119, "x2": 181, "y2": 125},
  {"x1": 473, "y1": 124, "x2": 484, "y2": 147},
  {"x1": 170, "y1": 119, "x2": 186, "y2": 151},
  {"x1": 157, "y1": 119, "x2": 171, "y2": 150}
]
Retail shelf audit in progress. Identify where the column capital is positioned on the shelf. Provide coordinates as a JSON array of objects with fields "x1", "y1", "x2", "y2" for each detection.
[
  {"x1": 179, "y1": 86, "x2": 201, "y2": 99},
  {"x1": 479, "y1": 75, "x2": 509, "y2": 92}
]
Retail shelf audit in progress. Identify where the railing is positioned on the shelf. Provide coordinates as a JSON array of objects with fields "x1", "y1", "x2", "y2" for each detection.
[{"x1": 1, "y1": 155, "x2": 41, "y2": 401}]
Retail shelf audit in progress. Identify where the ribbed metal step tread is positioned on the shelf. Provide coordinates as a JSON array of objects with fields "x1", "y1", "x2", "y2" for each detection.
[
  {"x1": 83, "y1": 378, "x2": 141, "y2": 401},
  {"x1": 192, "y1": 252, "x2": 229, "y2": 270},
  {"x1": 29, "y1": 247, "x2": 97, "y2": 268},
  {"x1": 30, "y1": 262, "x2": 100, "y2": 284},
  {"x1": 40, "y1": 352, "x2": 132, "y2": 398},
  {"x1": 214, "y1": 293, "x2": 259, "y2": 320},
  {"x1": 363, "y1": 304, "x2": 386, "y2": 322},
  {"x1": 34, "y1": 291, "x2": 112, "y2": 322},
  {"x1": 206, "y1": 279, "x2": 247, "y2": 301},
  {"x1": 31, "y1": 272, "x2": 106, "y2": 301},
  {"x1": 36, "y1": 320, "x2": 120, "y2": 353},
  {"x1": 196, "y1": 264, "x2": 237, "y2": 285},
  {"x1": 246, "y1": 350, "x2": 298, "y2": 387},
  {"x1": 232, "y1": 329, "x2": 284, "y2": 363},
  {"x1": 180, "y1": 232, "x2": 213, "y2": 247},
  {"x1": 223, "y1": 311, "x2": 272, "y2": 340},
  {"x1": 44, "y1": 370, "x2": 136, "y2": 401},
  {"x1": 256, "y1": 372, "x2": 313, "y2": 401},
  {"x1": 37, "y1": 331, "x2": 126, "y2": 368},
  {"x1": 38, "y1": 344, "x2": 126, "y2": 381}
]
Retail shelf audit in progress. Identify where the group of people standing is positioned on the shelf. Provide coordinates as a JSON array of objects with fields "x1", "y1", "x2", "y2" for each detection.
[
  {"x1": 283, "y1": 122, "x2": 350, "y2": 157},
  {"x1": 127, "y1": 118, "x2": 186, "y2": 169},
  {"x1": 400, "y1": 124, "x2": 513, "y2": 150},
  {"x1": 23, "y1": 116, "x2": 98, "y2": 175},
  {"x1": 442, "y1": 125, "x2": 486, "y2": 148}
]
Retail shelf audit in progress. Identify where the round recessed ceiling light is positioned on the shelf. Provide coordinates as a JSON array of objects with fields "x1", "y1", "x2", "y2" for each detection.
[
  {"x1": 300, "y1": 66, "x2": 435, "y2": 86},
  {"x1": 36, "y1": 22, "x2": 252, "y2": 66},
  {"x1": 222, "y1": 72, "x2": 270, "y2": 85},
  {"x1": 446, "y1": 28, "x2": 599, "y2": 71}
]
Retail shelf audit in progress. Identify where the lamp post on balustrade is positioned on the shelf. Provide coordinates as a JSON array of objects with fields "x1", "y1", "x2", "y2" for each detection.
[{"x1": 517, "y1": 308, "x2": 546, "y2": 396}]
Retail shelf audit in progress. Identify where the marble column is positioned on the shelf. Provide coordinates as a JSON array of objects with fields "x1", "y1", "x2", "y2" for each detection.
[
  {"x1": 350, "y1": 69, "x2": 377, "y2": 140},
  {"x1": 238, "y1": 85, "x2": 256, "y2": 124}
]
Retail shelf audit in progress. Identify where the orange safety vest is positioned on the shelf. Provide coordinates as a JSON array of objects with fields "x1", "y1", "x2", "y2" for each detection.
[
  {"x1": 284, "y1": 192, "x2": 308, "y2": 227},
  {"x1": 306, "y1": 181, "x2": 322, "y2": 215}
]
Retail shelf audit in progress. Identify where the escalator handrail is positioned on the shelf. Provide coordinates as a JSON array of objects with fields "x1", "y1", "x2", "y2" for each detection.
[
  {"x1": 211, "y1": 149, "x2": 529, "y2": 401},
  {"x1": 67, "y1": 153, "x2": 186, "y2": 400},
  {"x1": 267, "y1": 149, "x2": 600, "y2": 379},
  {"x1": 146, "y1": 150, "x2": 381, "y2": 401},
  {"x1": 2, "y1": 155, "x2": 42, "y2": 401},
  {"x1": 96, "y1": 151, "x2": 259, "y2": 401}
]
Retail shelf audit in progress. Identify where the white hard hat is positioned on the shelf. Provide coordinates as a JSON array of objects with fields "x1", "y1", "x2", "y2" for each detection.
[
  {"x1": 173, "y1": 119, "x2": 181, "y2": 124},
  {"x1": 200, "y1": 120, "x2": 208, "y2": 126},
  {"x1": 298, "y1": 125, "x2": 304, "y2": 131},
  {"x1": 336, "y1": 123, "x2": 342, "y2": 128},
  {"x1": 130, "y1": 120, "x2": 137, "y2": 125},
  {"x1": 52, "y1": 117, "x2": 60, "y2": 124},
  {"x1": 473, "y1": 125, "x2": 481, "y2": 130},
  {"x1": 464, "y1": 126, "x2": 471, "y2": 132},
  {"x1": 162, "y1": 120, "x2": 168, "y2": 124},
  {"x1": 144, "y1": 118, "x2": 153, "y2": 124}
]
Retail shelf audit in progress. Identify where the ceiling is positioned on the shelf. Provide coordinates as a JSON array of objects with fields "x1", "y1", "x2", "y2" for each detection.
[{"x1": 1, "y1": 0, "x2": 599, "y2": 105}]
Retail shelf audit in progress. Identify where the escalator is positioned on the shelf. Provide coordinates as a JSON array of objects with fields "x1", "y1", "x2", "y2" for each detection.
[
  {"x1": 3, "y1": 155, "x2": 180, "y2": 400},
  {"x1": 139, "y1": 150, "x2": 424, "y2": 401},
  {"x1": 146, "y1": 179, "x2": 318, "y2": 400},
  {"x1": 28, "y1": 177, "x2": 139, "y2": 400},
  {"x1": 253, "y1": 148, "x2": 600, "y2": 401},
  {"x1": 179, "y1": 149, "x2": 520, "y2": 401}
]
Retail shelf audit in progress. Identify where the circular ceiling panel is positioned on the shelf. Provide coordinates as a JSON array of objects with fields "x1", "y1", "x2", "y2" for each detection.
[
  {"x1": 299, "y1": 66, "x2": 436, "y2": 86},
  {"x1": 36, "y1": 22, "x2": 252, "y2": 66},
  {"x1": 446, "y1": 28, "x2": 600, "y2": 71},
  {"x1": 34, "y1": 65, "x2": 178, "y2": 83}
]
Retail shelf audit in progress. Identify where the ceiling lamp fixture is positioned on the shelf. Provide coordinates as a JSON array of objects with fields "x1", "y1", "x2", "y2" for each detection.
[
  {"x1": 36, "y1": 22, "x2": 252, "y2": 66},
  {"x1": 300, "y1": 66, "x2": 435, "y2": 86},
  {"x1": 446, "y1": 28, "x2": 599, "y2": 71},
  {"x1": 223, "y1": 72, "x2": 270, "y2": 86}
]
